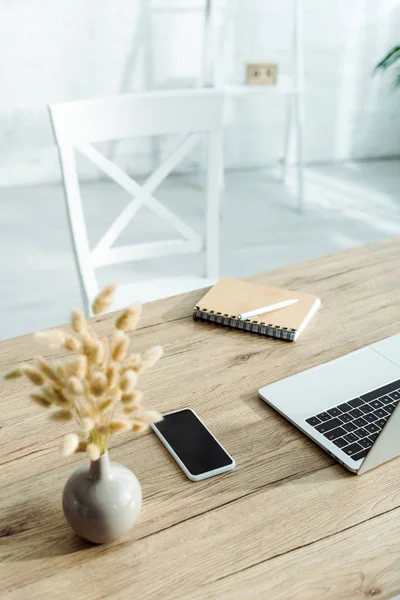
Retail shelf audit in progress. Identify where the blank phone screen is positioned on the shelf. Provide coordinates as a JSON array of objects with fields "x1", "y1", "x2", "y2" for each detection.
[{"x1": 153, "y1": 409, "x2": 233, "y2": 476}]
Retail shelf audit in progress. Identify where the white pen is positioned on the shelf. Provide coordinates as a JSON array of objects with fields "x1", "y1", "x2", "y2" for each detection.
[{"x1": 238, "y1": 298, "x2": 298, "y2": 320}]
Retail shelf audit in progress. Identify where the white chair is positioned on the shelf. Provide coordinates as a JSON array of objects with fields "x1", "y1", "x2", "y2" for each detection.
[{"x1": 48, "y1": 89, "x2": 224, "y2": 316}]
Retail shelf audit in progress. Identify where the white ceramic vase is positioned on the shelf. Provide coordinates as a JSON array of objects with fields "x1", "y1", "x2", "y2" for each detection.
[{"x1": 63, "y1": 452, "x2": 142, "y2": 544}]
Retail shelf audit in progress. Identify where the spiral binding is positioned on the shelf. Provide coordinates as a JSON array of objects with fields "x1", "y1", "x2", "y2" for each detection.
[{"x1": 193, "y1": 307, "x2": 296, "y2": 341}]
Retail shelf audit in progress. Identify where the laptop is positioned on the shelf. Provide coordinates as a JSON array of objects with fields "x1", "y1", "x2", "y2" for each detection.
[{"x1": 258, "y1": 333, "x2": 400, "y2": 474}]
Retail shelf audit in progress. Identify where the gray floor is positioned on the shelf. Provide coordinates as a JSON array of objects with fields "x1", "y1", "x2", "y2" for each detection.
[{"x1": 1, "y1": 159, "x2": 399, "y2": 340}]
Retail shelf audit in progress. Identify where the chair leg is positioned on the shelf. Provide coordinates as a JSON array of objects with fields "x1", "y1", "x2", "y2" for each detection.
[
  {"x1": 218, "y1": 143, "x2": 225, "y2": 220},
  {"x1": 196, "y1": 138, "x2": 224, "y2": 199},
  {"x1": 205, "y1": 132, "x2": 222, "y2": 279},
  {"x1": 282, "y1": 94, "x2": 293, "y2": 185},
  {"x1": 58, "y1": 147, "x2": 98, "y2": 318},
  {"x1": 293, "y1": 92, "x2": 305, "y2": 212}
]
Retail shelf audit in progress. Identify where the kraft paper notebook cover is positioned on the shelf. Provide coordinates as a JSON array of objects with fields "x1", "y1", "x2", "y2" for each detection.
[{"x1": 193, "y1": 278, "x2": 321, "y2": 341}]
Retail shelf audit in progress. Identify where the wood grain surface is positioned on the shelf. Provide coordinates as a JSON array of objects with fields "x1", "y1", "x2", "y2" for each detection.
[{"x1": 1, "y1": 238, "x2": 400, "y2": 600}]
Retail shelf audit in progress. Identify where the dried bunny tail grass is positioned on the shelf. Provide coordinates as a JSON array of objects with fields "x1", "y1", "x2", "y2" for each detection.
[
  {"x1": 108, "y1": 419, "x2": 132, "y2": 434},
  {"x1": 92, "y1": 284, "x2": 116, "y2": 316},
  {"x1": 131, "y1": 421, "x2": 149, "y2": 433},
  {"x1": 81, "y1": 417, "x2": 94, "y2": 432},
  {"x1": 3, "y1": 367, "x2": 24, "y2": 380},
  {"x1": 75, "y1": 441, "x2": 88, "y2": 453},
  {"x1": 111, "y1": 332, "x2": 129, "y2": 363},
  {"x1": 30, "y1": 393, "x2": 52, "y2": 409},
  {"x1": 68, "y1": 355, "x2": 87, "y2": 380},
  {"x1": 90, "y1": 340, "x2": 104, "y2": 365},
  {"x1": 52, "y1": 386, "x2": 72, "y2": 407},
  {"x1": 127, "y1": 363, "x2": 144, "y2": 375},
  {"x1": 106, "y1": 363, "x2": 119, "y2": 388},
  {"x1": 40, "y1": 384, "x2": 58, "y2": 403},
  {"x1": 126, "y1": 408, "x2": 154, "y2": 421},
  {"x1": 96, "y1": 424, "x2": 109, "y2": 436},
  {"x1": 50, "y1": 409, "x2": 73, "y2": 421},
  {"x1": 41, "y1": 383, "x2": 72, "y2": 407},
  {"x1": 81, "y1": 403, "x2": 98, "y2": 421},
  {"x1": 120, "y1": 370, "x2": 138, "y2": 393},
  {"x1": 22, "y1": 365, "x2": 45, "y2": 386},
  {"x1": 123, "y1": 405, "x2": 142, "y2": 415},
  {"x1": 60, "y1": 433, "x2": 79, "y2": 456},
  {"x1": 35, "y1": 329, "x2": 65, "y2": 349},
  {"x1": 121, "y1": 355, "x2": 144, "y2": 374},
  {"x1": 67, "y1": 376, "x2": 84, "y2": 396},
  {"x1": 87, "y1": 443, "x2": 101, "y2": 461},
  {"x1": 139, "y1": 410, "x2": 163, "y2": 424},
  {"x1": 64, "y1": 334, "x2": 80, "y2": 353},
  {"x1": 81, "y1": 333, "x2": 95, "y2": 358},
  {"x1": 121, "y1": 353, "x2": 142, "y2": 370},
  {"x1": 71, "y1": 308, "x2": 87, "y2": 334},
  {"x1": 77, "y1": 428, "x2": 89, "y2": 440},
  {"x1": 90, "y1": 372, "x2": 108, "y2": 397},
  {"x1": 142, "y1": 346, "x2": 163, "y2": 369},
  {"x1": 101, "y1": 337, "x2": 109, "y2": 369},
  {"x1": 36, "y1": 357, "x2": 59, "y2": 383},
  {"x1": 115, "y1": 304, "x2": 142, "y2": 332},
  {"x1": 98, "y1": 397, "x2": 115, "y2": 412},
  {"x1": 86, "y1": 392, "x2": 98, "y2": 408},
  {"x1": 121, "y1": 389, "x2": 144, "y2": 406},
  {"x1": 108, "y1": 386, "x2": 122, "y2": 403},
  {"x1": 55, "y1": 363, "x2": 67, "y2": 380}
]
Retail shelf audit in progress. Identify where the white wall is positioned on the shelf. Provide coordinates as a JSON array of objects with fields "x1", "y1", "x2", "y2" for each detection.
[{"x1": 0, "y1": 0, "x2": 399, "y2": 186}]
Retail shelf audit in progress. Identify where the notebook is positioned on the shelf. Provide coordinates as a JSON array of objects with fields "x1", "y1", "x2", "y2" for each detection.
[{"x1": 193, "y1": 278, "x2": 321, "y2": 341}]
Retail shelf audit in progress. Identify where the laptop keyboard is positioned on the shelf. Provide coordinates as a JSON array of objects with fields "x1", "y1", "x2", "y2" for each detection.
[{"x1": 306, "y1": 379, "x2": 400, "y2": 462}]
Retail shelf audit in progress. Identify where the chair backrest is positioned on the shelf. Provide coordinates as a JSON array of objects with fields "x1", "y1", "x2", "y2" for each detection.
[
  {"x1": 49, "y1": 89, "x2": 224, "y2": 315},
  {"x1": 50, "y1": 89, "x2": 224, "y2": 145}
]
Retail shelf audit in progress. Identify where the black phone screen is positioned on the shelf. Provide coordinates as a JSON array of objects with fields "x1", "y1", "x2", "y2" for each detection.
[{"x1": 153, "y1": 409, "x2": 233, "y2": 476}]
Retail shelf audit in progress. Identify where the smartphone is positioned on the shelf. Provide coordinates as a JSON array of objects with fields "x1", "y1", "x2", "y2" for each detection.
[{"x1": 151, "y1": 408, "x2": 235, "y2": 481}]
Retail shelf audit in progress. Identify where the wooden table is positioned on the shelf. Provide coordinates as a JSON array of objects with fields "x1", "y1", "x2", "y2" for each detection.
[{"x1": 1, "y1": 238, "x2": 400, "y2": 600}]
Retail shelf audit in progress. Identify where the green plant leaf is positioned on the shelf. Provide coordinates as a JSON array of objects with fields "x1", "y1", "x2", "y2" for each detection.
[{"x1": 375, "y1": 45, "x2": 400, "y2": 72}]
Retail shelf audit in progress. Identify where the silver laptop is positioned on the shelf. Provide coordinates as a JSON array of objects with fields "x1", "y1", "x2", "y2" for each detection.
[{"x1": 258, "y1": 333, "x2": 400, "y2": 474}]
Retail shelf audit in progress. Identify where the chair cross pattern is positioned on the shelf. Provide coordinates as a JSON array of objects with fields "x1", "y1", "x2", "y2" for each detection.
[
  {"x1": 79, "y1": 136, "x2": 203, "y2": 268},
  {"x1": 49, "y1": 89, "x2": 224, "y2": 316}
]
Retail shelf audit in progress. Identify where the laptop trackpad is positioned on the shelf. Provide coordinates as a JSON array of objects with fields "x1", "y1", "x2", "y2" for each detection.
[{"x1": 259, "y1": 347, "x2": 400, "y2": 420}]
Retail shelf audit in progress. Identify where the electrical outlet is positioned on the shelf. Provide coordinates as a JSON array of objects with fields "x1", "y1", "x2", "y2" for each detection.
[{"x1": 245, "y1": 62, "x2": 278, "y2": 86}]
